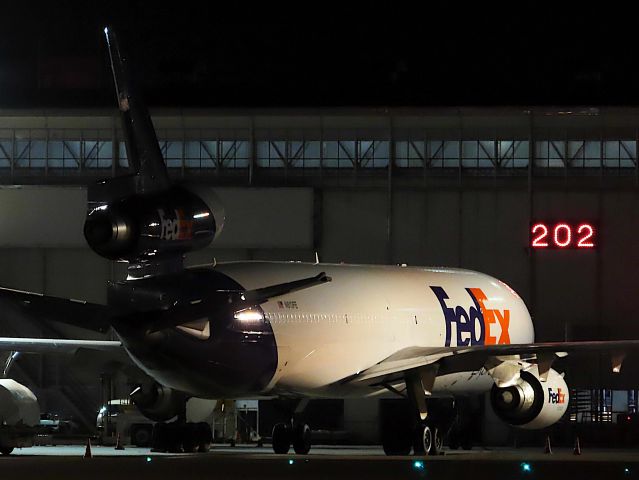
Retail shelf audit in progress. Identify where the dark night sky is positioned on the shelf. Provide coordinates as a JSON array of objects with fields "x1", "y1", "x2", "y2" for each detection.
[{"x1": 0, "y1": 2, "x2": 636, "y2": 108}]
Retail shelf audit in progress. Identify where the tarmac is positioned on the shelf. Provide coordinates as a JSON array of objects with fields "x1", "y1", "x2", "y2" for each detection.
[{"x1": 1, "y1": 445, "x2": 638, "y2": 479}]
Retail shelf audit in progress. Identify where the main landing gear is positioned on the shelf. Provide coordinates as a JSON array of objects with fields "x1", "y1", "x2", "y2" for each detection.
[
  {"x1": 381, "y1": 367, "x2": 470, "y2": 456},
  {"x1": 271, "y1": 399, "x2": 312, "y2": 454},
  {"x1": 151, "y1": 421, "x2": 212, "y2": 453}
]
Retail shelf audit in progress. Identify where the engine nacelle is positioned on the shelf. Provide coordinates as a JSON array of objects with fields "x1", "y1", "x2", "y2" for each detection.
[
  {"x1": 130, "y1": 383, "x2": 186, "y2": 422},
  {"x1": 490, "y1": 365, "x2": 569, "y2": 430},
  {"x1": 84, "y1": 186, "x2": 224, "y2": 261}
]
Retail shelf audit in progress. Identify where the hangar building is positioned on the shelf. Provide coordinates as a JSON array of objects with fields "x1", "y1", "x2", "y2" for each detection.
[{"x1": 0, "y1": 106, "x2": 638, "y2": 444}]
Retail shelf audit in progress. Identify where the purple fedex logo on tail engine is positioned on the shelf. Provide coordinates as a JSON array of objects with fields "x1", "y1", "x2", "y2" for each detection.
[{"x1": 430, "y1": 286, "x2": 511, "y2": 347}]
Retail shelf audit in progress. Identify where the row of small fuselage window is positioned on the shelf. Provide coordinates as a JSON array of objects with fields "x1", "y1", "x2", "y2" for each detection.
[{"x1": 265, "y1": 312, "x2": 421, "y2": 324}]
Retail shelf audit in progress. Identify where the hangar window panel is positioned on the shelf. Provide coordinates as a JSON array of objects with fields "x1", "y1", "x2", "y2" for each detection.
[
  {"x1": 199, "y1": 141, "x2": 217, "y2": 168},
  {"x1": 394, "y1": 140, "x2": 425, "y2": 168},
  {"x1": 160, "y1": 141, "x2": 184, "y2": 169},
  {"x1": 322, "y1": 141, "x2": 354, "y2": 168},
  {"x1": 603, "y1": 140, "x2": 636, "y2": 168},
  {"x1": 49, "y1": 141, "x2": 81, "y2": 169},
  {"x1": 498, "y1": 140, "x2": 529, "y2": 168},
  {"x1": 535, "y1": 141, "x2": 565, "y2": 168},
  {"x1": 441, "y1": 141, "x2": 460, "y2": 168},
  {"x1": 221, "y1": 141, "x2": 249, "y2": 168},
  {"x1": 0, "y1": 140, "x2": 11, "y2": 167},
  {"x1": 119, "y1": 143, "x2": 128, "y2": 168},
  {"x1": 286, "y1": 141, "x2": 320, "y2": 168},
  {"x1": 257, "y1": 141, "x2": 285, "y2": 168},
  {"x1": 568, "y1": 141, "x2": 601, "y2": 168},
  {"x1": 83, "y1": 141, "x2": 113, "y2": 169},
  {"x1": 462, "y1": 141, "x2": 494, "y2": 168},
  {"x1": 359, "y1": 140, "x2": 389, "y2": 168},
  {"x1": 185, "y1": 141, "x2": 203, "y2": 168},
  {"x1": 14, "y1": 139, "x2": 46, "y2": 169},
  {"x1": 337, "y1": 141, "x2": 356, "y2": 167}
]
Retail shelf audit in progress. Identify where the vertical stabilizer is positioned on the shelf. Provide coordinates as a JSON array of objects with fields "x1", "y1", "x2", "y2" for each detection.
[{"x1": 104, "y1": 26, "x2": 170, "y2": 194}]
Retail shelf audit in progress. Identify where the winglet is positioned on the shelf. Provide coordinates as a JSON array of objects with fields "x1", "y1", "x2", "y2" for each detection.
[{"x1": 103, "y1": 26, "x2": 171, "y2": 194}]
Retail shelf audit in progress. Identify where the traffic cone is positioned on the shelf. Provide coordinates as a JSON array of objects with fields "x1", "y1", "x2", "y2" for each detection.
[
  {"x1": 573, "y1": 436, "x2": 582, "y2": 455},
  {"x1": 115, "y1": 433, "x2": 125, "y2": 450},
  {"x1": 544, "y1": 435, "x2": 553, "y2": 454},
  {"x1": 84, "y1": 437, "x2": 93, "y2": 458}
]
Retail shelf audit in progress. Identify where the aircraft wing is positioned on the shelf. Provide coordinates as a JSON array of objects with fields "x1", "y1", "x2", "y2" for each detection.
[
  {"x1": 0, "y1": 337, "x2": 123, "y2": 354},
  {"x1": 345, "y1": 340, "x2": 639, "y2": 388}
]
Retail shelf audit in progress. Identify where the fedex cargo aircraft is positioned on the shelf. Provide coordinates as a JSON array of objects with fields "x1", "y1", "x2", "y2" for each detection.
[{"x1": 0, "y1": 27, "x2": 637, "y2": 456}]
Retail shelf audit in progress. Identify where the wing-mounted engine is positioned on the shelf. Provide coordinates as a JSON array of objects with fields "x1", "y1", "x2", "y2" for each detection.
[
  {"x1": 130, "y1": 382, "x2": 187, "y2": 422},
  {"x1": 490, "y1": 364, "x2": 569, "y2": 430}
]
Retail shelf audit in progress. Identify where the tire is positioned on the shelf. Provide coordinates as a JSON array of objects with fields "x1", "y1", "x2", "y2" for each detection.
[
  {"x1": 151, "y1": 423, "x2": 168, "y2": 452},
  {"x1": 131, "y1": 424, "x2": 153, "y2": 448},
  {"x1": 195, "y1": 422, "x2": 212, "y2": 453},
  {"x1": 292, "y1": 423, "x2": 311, "y2": 455},
  {"x1": 182, "y1": 423, "x2": 198, "y2": 453},
  {"x1": 382, "y1": 426, "x2": 412, "y2": 456},
  {"x1": 0, "y1": 446, "x2": 13, "y2": 455},
  {"x1": 431, "y1": 428, "x2": 443, "y2": 456},
  {"x1": 447, "y1": 430, "x2": 460, "y2": 450},
  {"x1": 413, "y1": 424, "x2": 433, "y2": 455},
  {"x1": 272, "y1": 423, "x2": 291, "y2": 454}
]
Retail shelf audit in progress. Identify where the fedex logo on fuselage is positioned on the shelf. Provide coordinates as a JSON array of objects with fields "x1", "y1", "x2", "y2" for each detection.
[
  {"x1": 430, "y1": 286, "x2": 511, "y2": 347},
  {"x1": 548, "y1": 388, "x2": 566, "y2": 404}
]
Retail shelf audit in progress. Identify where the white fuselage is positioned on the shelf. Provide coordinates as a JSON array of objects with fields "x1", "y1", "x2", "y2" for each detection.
[{"x1": 215, "y1": 262, "x2": 535, "y2": 398}]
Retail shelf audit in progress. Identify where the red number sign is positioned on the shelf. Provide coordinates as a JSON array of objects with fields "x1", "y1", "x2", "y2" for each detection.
[{"x1": 531, "y1": 222, "x2": 596, "y2": 249}]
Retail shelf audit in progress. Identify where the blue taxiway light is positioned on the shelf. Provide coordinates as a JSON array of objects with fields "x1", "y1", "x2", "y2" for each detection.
[
  {"x1": 520, "y1": 462, "x2": 532, "y2": 473},
  {"x1": 288, "y1": 459, "x2": 295, "y2": 465},
  {"x1": 146, "y1": 456, "x2": 152, "y2": 463},
  {"x1": 413, "y1": 460, "x2": 425, "y2": 470}
]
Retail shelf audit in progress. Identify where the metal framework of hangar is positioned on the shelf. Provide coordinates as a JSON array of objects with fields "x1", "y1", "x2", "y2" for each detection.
[
  {"x1": 1, "y1": 106, "x2": 639, "y2": 184},
  {"x1": 2, "y1": 107, "x2": 639, "y2": 444}
]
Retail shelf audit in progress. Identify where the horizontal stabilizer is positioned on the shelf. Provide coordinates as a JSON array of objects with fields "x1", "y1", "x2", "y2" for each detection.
[
  {"x1": 0, "y1": 286, "x2": 114, "y2": 333},
  {"x1": 0, "y1": 338, "x2": 122, "y2": 354}
]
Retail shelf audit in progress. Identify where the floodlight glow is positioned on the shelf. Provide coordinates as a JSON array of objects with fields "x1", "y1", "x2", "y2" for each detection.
[{"x1": 234, "y1": 310, "x2": 263, "y2": 321}]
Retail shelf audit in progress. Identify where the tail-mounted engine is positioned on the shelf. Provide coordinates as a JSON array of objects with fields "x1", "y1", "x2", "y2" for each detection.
[
  {"x1": 490, "y1": 365, "x2": 569, "y2": 430},
  {"x1": 84, "y1": 184, "x2": 223, "y2": 261},
  {"x1": 85, "y1": 28, "x2": 225, "y2": 272}
]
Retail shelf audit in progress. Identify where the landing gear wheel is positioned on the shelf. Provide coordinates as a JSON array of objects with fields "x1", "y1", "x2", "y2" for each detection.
[
  {"x1": 131, "y1": 424, "x2": 152, "y2": 447},
  {"x1": 414, "y1": 424, "x2": 433, "y2": 455},
  {"x1": 182, "y1": 423, "x2": 198, "y2": 453},
  {"x1": 448, "y1": 430, "x2": 460, "y2": 450},
  {"x1": 0, "y1": 446, "x2": 13, "y2": 455},
  {"x1": 432, "y1": 427, "x2": 443, "y2": 455},
  {"x1": 272, "y1": 422, "x2": 291, "y2": 454},
  {"x1": 292, "y1": 423, "x2": 311, "y2": 454},
  {"x1": 195, "y1": 422, "x2": 212, "y2": 453},
  {"x1": 382, "y1": 426, "x2": 412, "y2": 456}
]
